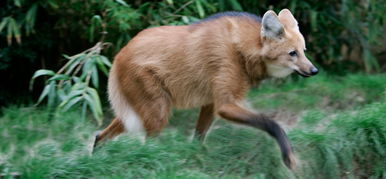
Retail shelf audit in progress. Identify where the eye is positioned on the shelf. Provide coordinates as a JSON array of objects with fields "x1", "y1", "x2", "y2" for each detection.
[{"x1": 289, "y1": 51, "x2": 297, "y2": 57}]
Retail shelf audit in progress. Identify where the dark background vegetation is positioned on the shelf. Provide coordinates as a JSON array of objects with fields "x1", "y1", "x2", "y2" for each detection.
[
  {"x1": 1, "y1": 0, "x2": 386, "y2": 106},
  {"x1": 0, "y1": 0, "x2": 386, "y2": 178}
]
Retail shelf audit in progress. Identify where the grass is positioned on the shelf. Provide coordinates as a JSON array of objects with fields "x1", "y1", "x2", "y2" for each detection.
[{"x1": 0, "y1": 73, "x2": 385, "y2": 178}]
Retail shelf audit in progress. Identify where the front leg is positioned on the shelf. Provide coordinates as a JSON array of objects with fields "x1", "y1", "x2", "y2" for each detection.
[
  {"x1": 194, "y1": 104, "x2": 215, "y2": 142},
  {"x1": 217, "y1": 103, "x2": 296, "y2": 169},
  {"x1": 209, "y1": 57, "x2": 295, "y2": 169}
]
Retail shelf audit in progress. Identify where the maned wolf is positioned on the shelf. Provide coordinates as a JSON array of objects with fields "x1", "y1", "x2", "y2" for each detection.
[{"x1": 93, "y1": 9, "x2": 318, "y2": 169}]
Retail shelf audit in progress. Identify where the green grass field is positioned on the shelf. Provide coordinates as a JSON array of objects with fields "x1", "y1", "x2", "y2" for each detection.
[{"x1": 1, "y1": 73, "x2": 385, "y2": 178}]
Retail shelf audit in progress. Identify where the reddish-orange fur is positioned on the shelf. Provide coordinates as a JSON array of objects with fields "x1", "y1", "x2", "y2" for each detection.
[
  {"x1": 94, "y1": 9, "x2": 318, "y2": 169},
  {"x1": 94, "y1": 118, "x2": 124, "y2": 148}
]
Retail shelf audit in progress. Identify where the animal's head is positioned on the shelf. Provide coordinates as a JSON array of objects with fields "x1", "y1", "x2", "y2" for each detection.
[{"x1": 260, "y1": 9, "x2": 318, "y2": 78}]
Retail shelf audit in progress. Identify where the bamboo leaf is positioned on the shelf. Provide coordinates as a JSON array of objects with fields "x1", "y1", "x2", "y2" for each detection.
[
  {"x1": 47, "y1": 81, "x2": 57, "y2": 108},
  {"x1": 63, "y1": 54, "x2": 71, "y2": 60},
  {"x1": 196, "y1": 0, "x2": 205, "y2": 18},
  {"x1": 65, "y1": 54, "x2": 86, "y2": 75},
  {"x1": 72, "y1": 77, "x2": 84, "y2": 85},
  {"x1": 14, "y1": 0, "x2": 21, "y2": 7},
  {"x1": 65, "y1": 89, "x2": 84, "y2": 100},
  {"x1": 48, "y1": 74, "x2": 71, "y2": 82},
  {"x1": 47, "y1": 0, "x2": 59, "y2": 9},
  {"x1": 86, "y1": 87, "x2": 102, "y2": 116},
  {"x1": 91, "y1": 15, "x2": 103, "y2": 29},
  {"x1": 229, "y1": 0, "x2": 243, "y2": 11},
  {"x1": 89, "y1": 15, "x2": 103, "y2": 41},
  {"x1": 0, "y1": 17, "x2": 9, "y2": 33},
  {"x1": 95, "y1": 56, "x2": 109, "y2": 76},
  {"x1": 182, "y1": 16, "x2": 189, "y2": 24},
  {"x1": 166, "y1": 0, "x2": 173, "y2": 5},
  {"x1": 7, "y1": 18, "x2": 13, "y2": 45},
  {"x1": 115, "y1": 0, "x2": 129, "y2": 7},
  {"x1": 30, "y1": 69, "x2": 55, "y2": 90},
  {"x1": 59, "y1": 96, "x2": 83, "y2": 111},
  {"x1": 84, "y1": 92, "x2": 102, "y2": 125},
  {"x1": 36, "y1": 84, "x2": 51, "y2": 105},
  {"x1": 82, "y1": 56, "x2": 96, "y2": 75},
  {"x1": 57, "y1": 91, "x2": 80, "y2": 109},
  {"x1": 57, "y1": 88, "x2": 67, "y2": 101},
  {"x1": 91, "y1": 66, "x2": 99, "y2": 88},
  {"x1": 25, "y1": 4, "x2": 38, "y2": 35},
  {"x1": 200, "y1": 0, "x2": 217, "y2": 12},
  {"x1": 99, "y1": 56, "x2": 112, "y2": 67},
  {"x1": 11, "y1": 18, "x2": 21, "y2": 44},
  {"x1": 31, "y1": 69, "x2": 55, "y2": 79}
]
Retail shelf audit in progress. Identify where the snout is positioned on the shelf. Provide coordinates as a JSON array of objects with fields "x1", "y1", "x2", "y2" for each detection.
[
  {"x1": 296, "y1": 67, "x2": 318, "y2": 77},
  {"x1": 310, "y1": 67, "x2": 318, "y2": 75}
]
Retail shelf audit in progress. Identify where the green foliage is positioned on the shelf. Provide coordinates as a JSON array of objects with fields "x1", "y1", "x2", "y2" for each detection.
[
  {"x1": 0, "y1": 0, "x2": 141, "y2": 45},
  {"x1": 0, "y1": 16, "x2": 21, "y2": 45},
  {"x1": 1, "y1": 0, "x2": 385, "y2": 73},
  {"x1": 30, "y1": 42, "x2": 111, "y2": 125},
  {"x1": 1, "y1": 74, "x2": 385, "y2": 178}
]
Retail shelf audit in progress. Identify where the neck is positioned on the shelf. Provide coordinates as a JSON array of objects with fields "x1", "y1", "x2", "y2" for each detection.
[
  {"x1": 230, "y1": 19, "x2": 268, "y2": 85},
  {"x1": 237, "y1": 51, "x2": 268, "y2": 86}
]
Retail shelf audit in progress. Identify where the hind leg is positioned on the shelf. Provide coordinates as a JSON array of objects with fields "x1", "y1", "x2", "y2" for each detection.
[
  {"x1": 93, "y1": 95, "x2": 171, "y2": 151},
  {"x1": 136, "y1": 96, "x2": 171, "y2": 137},
  {"x1": 97, "y1": 64, "x2": 171, "y2": 147},
  {"x1": 119, "y1": 67, "x2": 172, "y2": 136},
  {"x1": 97, "y1": 91, "x2": 171, "y2": 147},
  {"x1": 93, "y1": 118, "x2": 125, "y2": 148}
]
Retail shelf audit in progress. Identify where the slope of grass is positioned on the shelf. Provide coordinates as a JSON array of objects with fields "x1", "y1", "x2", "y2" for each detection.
[
  {"x1": 0, "y1": 73, "x2": 385, "y2": 178},
  {"x1": 248, "y1": 73, "x2": 386, "y2": 111}
]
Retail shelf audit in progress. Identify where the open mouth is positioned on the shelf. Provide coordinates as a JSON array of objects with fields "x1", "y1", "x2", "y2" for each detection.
[{"x1": 296, "y1": 70, "x2": 311, "y2": 77}]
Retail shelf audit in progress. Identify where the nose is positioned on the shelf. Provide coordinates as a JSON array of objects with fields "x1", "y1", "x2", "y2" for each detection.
[{"x1": 310, "y1": 67, "x2": 318, "y2": 75}]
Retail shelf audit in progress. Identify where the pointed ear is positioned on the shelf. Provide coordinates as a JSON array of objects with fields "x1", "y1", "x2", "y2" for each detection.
[
  {"x1": 261, "y1": 10, "x2": 285, "y2": 39},
  {"x1": 278, "y1": 9, "x2": 298, "y2": 29}
]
